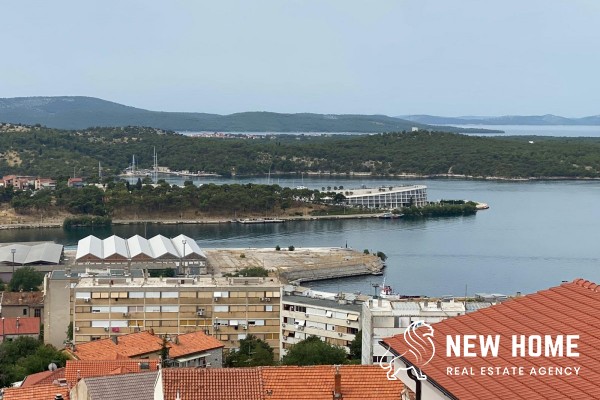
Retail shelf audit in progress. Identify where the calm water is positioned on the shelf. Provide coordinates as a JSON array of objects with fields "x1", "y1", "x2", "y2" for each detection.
[
  {"x1": 454, "y1": 124, "x2": 600, "y2": 137},
  {"x1": 2, "y1": 178, "x2": 600, "y2": 297}
]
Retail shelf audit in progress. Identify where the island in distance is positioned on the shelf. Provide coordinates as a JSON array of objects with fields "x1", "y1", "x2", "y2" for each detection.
[{"x1": 0, "y1": 96, "x2": 500, "y2": 133}]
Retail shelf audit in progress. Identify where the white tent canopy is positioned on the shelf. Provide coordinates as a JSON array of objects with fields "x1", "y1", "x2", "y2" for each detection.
[{"x1": 0, "y1": 242, "x2": 63, "y2": 265}]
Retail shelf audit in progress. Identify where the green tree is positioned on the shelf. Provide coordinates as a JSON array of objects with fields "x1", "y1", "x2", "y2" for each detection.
[
  {"x1": 9, "y1": 267, "x2": 44, "y2": 291},
  {"x1": 160, "y1": 336, "x2": 169, "y2": 367},
  {"x1": 281, "y1": 336, "x2": 348, "y2": 366},
  {"x1": 67, "y1": 321, "x2": 73, "y2": 341},
  {"x1": 0, "y1": 337, "x2": 68, "y2": 388},
  {"x1": 349, "y1": 331, "x2": 362, "y2": 360},
  {"x1": 224, "y1": 334, "x2": 275, "y2": 367}
]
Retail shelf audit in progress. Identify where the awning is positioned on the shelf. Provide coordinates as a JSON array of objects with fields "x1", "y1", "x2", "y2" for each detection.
[{"x1": 347, "y1": 314, "x2": 359, "y2": 321}]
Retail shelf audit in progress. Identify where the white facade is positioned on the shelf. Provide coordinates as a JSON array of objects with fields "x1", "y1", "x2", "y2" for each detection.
[
  {"x1": 281, "y1": 291, "x2": 362, "y2": 357},
  {"x1": 336, "y1": 185, "x2": 427, "y2": 209},
  {"x1": 361, "y1": 298, "x2": 466, "y2": 365}
]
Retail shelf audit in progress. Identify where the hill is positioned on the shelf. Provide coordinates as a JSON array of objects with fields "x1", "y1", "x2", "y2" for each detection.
[
  {"x1": 400, "y1": 114, "x2": 600, "y2": 126},
  {"x1": 0, "y1": 96, "x2": 498, "y2": 133},
  {"x1": 1, "y1": 124, "x2": 600, "y2": 179}
]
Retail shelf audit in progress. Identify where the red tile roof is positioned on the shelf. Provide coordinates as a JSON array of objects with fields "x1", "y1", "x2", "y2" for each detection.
[
  {"x1": 0, "y1": 317, "x2": 40, "y2": 335},
  {"x1": 160, "y1": 365, "x2": 405, "y2": 400},
  {"x1": 261, "y1": 365, "x2": 405, "y2": 400},
  {"x1": 21, "y1": 368, "x2": 65, "y2": 387},
  {"x1": 383, "y1": 279, "x2": 600, "y2": 399},
  {"x1": 2, "y1": 383, "x2": 69, "y2": 400},
  {"x1": 64, "y1": 360, "x2": 160, "y2": 385},
  {"x1": 162, "y1": 368, "x2": 263, "y2": 400},
  {"x1": 0, "y1": 291, "x2": 44, "y2": 306},
  {"x1": 69, "y1": 330, "x2": 223, "y2": 361}
]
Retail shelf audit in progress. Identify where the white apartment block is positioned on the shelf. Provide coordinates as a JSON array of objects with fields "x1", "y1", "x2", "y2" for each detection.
[
  {"x1": 361, "y1": 297, "x2": 466, "y2": 365},
  {"x1": 281, "y1": 289, "x2": 362, "y2": 357}
]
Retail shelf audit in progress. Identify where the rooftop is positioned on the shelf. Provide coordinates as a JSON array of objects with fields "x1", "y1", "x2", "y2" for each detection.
[
  {"x1": 383, "y1": 278, "x2": 600, "y2": 400},
  {"x1": 64, "y1": 359, "x2": 160, "y2": 386},
  {"x1": 366, "y1": 298, "x2": 466, "y2": 314},
  {"x1": 73, "y1": 276, "x2": 281, "y2": 289},
  {"x1": 20, "y1": 368, "x2": 65, "y2": 388},
  {"x1": 333, "y1": 185, "x2": 426, "y2": 197},
  {"x1": 0, "y1": 291, "x2": 44, "y2": 307},
  {"x1": 69, "y1": 330, "x2": 223, "y2": 361},
  {"x1": 0, "y1": 317, "x2": 40, "y2": 336},
  {"x1": 283, "y1": 294, "x2": 362, "y2": 313},
  {"x1": 0, "y1": 242, "x2": 63, "y2": 265},
  {"x1": 1, "y1": 383, "x2": 69, "y2": 400},
  {"x1": 48, "y1": 269, "x2": 145, "y2": 280},
  {"x1": 77, "y1": 371, "x2": 158, "y2": 400},
  {"x1": 160, "y1": 365, "x2": 405, "y2": 400}
]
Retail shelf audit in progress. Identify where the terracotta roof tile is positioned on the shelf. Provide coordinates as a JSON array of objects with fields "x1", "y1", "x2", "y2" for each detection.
[
  {"x1": 0, "y1": 317, "x2": 40, "y2": 335},
  {"x1": 383, "y1": 279, "x2": 600, "y2": 400},
  {"x1": 21, "y1": 368, "x2": 65, "y2": 387},
  {"x1": 2, "y1": 383, "x2": 69, "y2": 400},
  {"x1": 162, "y1": 368, "x2": 263, "y2": 400},
  {"x1": 0, "y1": 291, "x2": 44, "y2": 306},
  {"x1": 69, "y1": 330, "x2": 223, "y2": 361},
  {"x1": 160, "y1": 365, "x2": 405, "y2": 400},
  {"x1": 261, "y1": 365, "x2": 405, "y2": 400},
  {"x1": 64, "y1": 359, "x2": 160, "y2": 385}
]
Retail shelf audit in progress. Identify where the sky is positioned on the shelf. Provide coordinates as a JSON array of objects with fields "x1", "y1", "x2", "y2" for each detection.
[{"x1": 1, "y1": 0, "x2": 600, "y2": 117}]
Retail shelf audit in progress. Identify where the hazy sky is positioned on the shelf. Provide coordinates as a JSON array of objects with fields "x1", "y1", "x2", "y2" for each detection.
[{"x1": 1, "y1": 1, "x2": 599, "y2": 116}]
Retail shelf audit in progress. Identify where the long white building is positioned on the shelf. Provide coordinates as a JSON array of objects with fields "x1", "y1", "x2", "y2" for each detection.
[{"x1": 336, "y1": 185, "x2": 427, "y2": 209}]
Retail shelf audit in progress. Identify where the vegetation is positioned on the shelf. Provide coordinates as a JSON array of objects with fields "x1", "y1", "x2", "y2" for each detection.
[
  {"x1": 224, "y1": 335, "x2": 275, "y2": 367},
  {"x1": 223, "y1": 267, "x2": 269, "y2": 278},
  {"x1": 349, "y1": 331, "x2": 362, "y2": 361},
  {"x1": 281, "y1": 336, "x2": 348, "y2": 366},
  {"x1": 0, "y1": 96, "x2": 497, "y2": 132},
  {"x1": 2, "y1": 125, "x2": 600, "y2": 179},
  {"x1": 0, "y1": 337, "x2": 69, "y2": 388},
  {"x1": 9, "y1": 267, "x2": 44, "y2": 292},
  {"x1": 148, "y1": 268, "x2": 176, "y2": 278},
  {"x1": 400, "y1": 202, "x2": 477, "y2": 218}
]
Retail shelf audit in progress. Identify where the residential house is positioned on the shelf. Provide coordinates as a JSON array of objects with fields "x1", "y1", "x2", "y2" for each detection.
[
  {"x1": 67, "y1": 178, "x2": 85, "y2": 188},
  {"x1": 0, "y1": 291, "x2": 44, "y2": 323},
  {"x1": 69, "y1": 371, "x2": 157, "y2": 400},
  {"x1": 0, "y1": 317, "x2": 40, "y2": 342}
]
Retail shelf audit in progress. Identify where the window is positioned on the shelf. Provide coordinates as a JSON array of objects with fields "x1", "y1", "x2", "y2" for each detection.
[
  {"x1": 161, "y1": 305, "x2": 179, "y2": 313},
  {"x1": 129, "y1": 292, "x2": 144, "y2": 298},
  {"x1": 23, "y1": 308, "x2": 28, "y2": 316},
  {"x1": 161, "y1": 291, "x2": 178, "y2": 298},
  {"x1": 76, "y1": 292, "x2": 92, "y2": 299},
  {"x1": 146, "y1": 292, "x2": 160, "y2": 298},
  {"x1": 213, "y1": 305, "x2": 229, "y2": 313},
  {"x1": 34, "y1": 309, "x2": 41, "y2": 318},
  {"x1": 265, "y1": 305, "x2": 273, "y2": 312}
]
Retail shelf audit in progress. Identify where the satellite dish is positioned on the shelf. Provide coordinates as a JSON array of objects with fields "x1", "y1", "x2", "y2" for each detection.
[{"x1": 48, "y1": 363, "x2": 58, "y2": 371}]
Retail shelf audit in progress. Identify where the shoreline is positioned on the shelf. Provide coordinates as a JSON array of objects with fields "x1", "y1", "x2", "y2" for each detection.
[{"x1": 0, "y1": 213, "x2": 386, "y2": 231}]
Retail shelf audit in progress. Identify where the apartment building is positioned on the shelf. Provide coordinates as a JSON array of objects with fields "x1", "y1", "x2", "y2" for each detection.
[
  {"x1": 361, "y1": 297, "x2": 467, "y2": 365},
  {"x1": 281, "y1": 288, "x2": 362, "y2": 357},
  {"x1": 44, "y1": 270, "x2": 282, "y2": 357}
]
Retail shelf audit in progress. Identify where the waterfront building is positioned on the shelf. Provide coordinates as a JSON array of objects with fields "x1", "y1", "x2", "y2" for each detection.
[
  {"x1": 361, "y1": 297, "x2": 466, "y2": 365},
  {"x1": 335, "y1": 185, "x2": 427, "y2": 209},
  {"x1": 382, "y1": 278, "x2": 600, "y2": 400},
  {"x1": 280, "y1": 286, "x2": 363, "y2": 357},
  {"x1": 43, "y1": 271, "x2": 282, "y2": 357},
  {"x1": 75, "y1": 234, "x2": 207, "y2": 274}
]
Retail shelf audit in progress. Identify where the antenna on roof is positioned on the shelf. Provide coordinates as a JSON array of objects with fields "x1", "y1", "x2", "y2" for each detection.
[{"x1": 48, "y1": 362, "x2": 58, "y2": 371}]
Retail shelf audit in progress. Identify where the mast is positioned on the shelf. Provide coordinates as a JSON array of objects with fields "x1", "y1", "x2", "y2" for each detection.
[{"x1": 153, "y1": 147, "x2": 158, "y2": 183}]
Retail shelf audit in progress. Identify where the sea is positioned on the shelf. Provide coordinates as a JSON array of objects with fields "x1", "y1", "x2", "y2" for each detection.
[{"x1": 2, "y1": 126, "x2": 599, "y2": 297}]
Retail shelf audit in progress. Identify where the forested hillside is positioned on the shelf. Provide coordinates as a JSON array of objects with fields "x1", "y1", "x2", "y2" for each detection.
[{"x1": 2, "y1": 123, "x2": 600, "y2": 179}]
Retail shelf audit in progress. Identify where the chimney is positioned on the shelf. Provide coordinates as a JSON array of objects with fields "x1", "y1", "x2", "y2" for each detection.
[
  {"x1": 112, "y1": 335, "x2": 118, "y2": 345},
  {"x1": 333, "y1": 365, "x2": 343, "y2": 399}
]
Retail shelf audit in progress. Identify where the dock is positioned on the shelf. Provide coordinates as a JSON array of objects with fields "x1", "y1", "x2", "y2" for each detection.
[{"x1": 204, "y1": 247, "x2": 384, "y2": 283}]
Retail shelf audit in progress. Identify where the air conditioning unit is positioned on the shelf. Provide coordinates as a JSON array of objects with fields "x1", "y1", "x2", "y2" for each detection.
[
  {"x1": 242, "y1": 325, "x2": 248, "y2": 330},
  {"x1": 338, "y1": 332, "x2": 343, "y2": 337},
  {"x1": 75, "y1": 326, "x2": 80, "y2": 332},
  {"x1": 265, "y1": 297, "x2": 271, "y2": 302},
  {"x1": 197, "y1": 310, "x2": 205, "y2": 316},
  {"x1": 289, "y1": 306, "x2": 295, "y2": 311},
  {"x1": 122, "y1": 313, "x2": 130, "y2": 318},
  {"x1": 104, "y1": 327, "x2": 109, "y2": 332},
  {"x1": 283, "y1": 336, "x2": 287, "y2": 341},
  {"x1": 281, "y1": 323, "x2": 286, "y2": 327},
  {"x1": 214, "y1": 297, "x2": 219, "y2": 302},
  {"x1": 298, "y1": 326, "x2": 304, "y2": 331},
  {"x1": 84, "y1": 298, "x2": 91, "y2": 303},
  {"x1": 260, "y1": 297, "x2": 266, "y2": 302},
  {"x1": 305, "y1": 313, "x2": 309, "y2": 318},
  {"x1": 346, "y1": 320, "x2": 351, "y2": 325}
]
